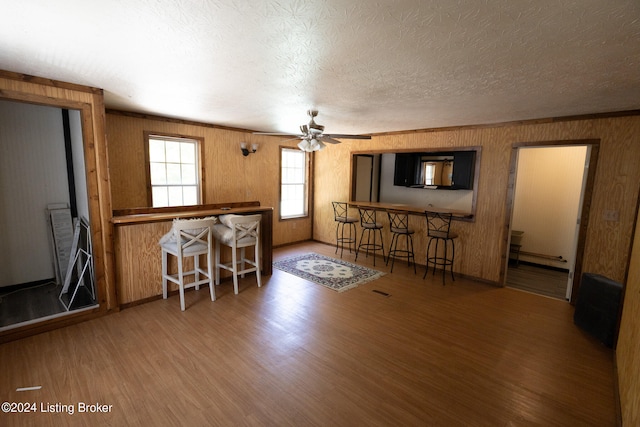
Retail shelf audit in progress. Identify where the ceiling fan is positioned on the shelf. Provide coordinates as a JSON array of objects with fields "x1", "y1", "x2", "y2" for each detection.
[{"x1": 254, "y1": 110, "x2": 371, "y2": 152}]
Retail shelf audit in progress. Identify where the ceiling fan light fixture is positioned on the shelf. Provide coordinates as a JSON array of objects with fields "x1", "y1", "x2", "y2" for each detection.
[
  {"x1": 310, "y1": 138, "x2": 325, "y2": 151},
  {"x1": 297, "y1": 139, "x2": 311, "y2": 151}
]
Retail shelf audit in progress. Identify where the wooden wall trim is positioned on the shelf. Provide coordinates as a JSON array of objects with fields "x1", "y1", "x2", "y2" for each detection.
[
  {"x1": 112, "y1": 107, "x2": 640, "y2": 139},
  {"x1": 370, "y1": 110, "x2": 640, "y2": 137},
  {"x1": 512, "y1": 138, "x2": 601, "y2": 148},
  {"x1": 0, "y1": 69, "x2": 103, "y2": 95},
  {"x1": 106, "y1": 108, "x2": 261, "y2": 134},
  {"x1": 0, "y1": 88, "x2": 92, "y2": 111}
]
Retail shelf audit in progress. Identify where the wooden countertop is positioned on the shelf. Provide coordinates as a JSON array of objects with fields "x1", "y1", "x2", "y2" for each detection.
[
  {"x1": 111, "y1": 203, "x2": 273, "y2": 225},
  {"x1": 348, "y1": 201, "x2": 473, "y2": 219}
]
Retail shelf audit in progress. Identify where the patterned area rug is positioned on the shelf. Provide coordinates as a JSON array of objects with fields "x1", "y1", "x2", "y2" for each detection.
[{"x1": 273, "y1": 253, "x2": 385, "y2": 292}]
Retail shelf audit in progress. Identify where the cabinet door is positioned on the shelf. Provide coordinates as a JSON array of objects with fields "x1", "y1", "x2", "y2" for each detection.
[
  {"x1": 452, "y1": 151, "x2": 476, "y2": 189},
  {"x1": 394, "y1": 153, "x2": 418, "y2": 186}
]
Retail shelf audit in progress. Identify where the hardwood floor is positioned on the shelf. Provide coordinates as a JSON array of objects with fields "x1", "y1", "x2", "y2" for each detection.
[{"x1": 0, "y1": 242, "x2": 616, "y2": 426}]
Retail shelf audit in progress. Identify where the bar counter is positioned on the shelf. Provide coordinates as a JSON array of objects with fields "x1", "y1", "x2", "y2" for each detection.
[
  {"x1": 348, "y1": 201, "x2": 473, "y2": 219},
  {"x1": 111, "y1": 202, "x2": 273, "y2": 306}
]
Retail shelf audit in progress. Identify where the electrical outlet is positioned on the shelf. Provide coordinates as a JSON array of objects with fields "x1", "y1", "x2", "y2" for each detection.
[{"x1": 603, "y1": 210, "x2": 620, "y2": 222}]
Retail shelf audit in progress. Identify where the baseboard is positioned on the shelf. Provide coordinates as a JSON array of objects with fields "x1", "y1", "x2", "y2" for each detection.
[
  {"x1": 0, "y1": 278, "x2": 56, "y2": 295},
  {"x1": 511, "y1": 260, "x2": 570, "y2": 273},
  {"x1": 273, "y1": 238, "x2": 316, "y2": 249}
]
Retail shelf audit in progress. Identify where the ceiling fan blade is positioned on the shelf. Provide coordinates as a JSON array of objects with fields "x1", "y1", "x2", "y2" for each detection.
[
  {"x1": 323, "y1": 134, "x2": 372, "y2": 140},
  {"x1": 253, "y1": 132, "x2": 303, "y2": 137},
  {"x1": 283, "y1": 136, "x2": 304, "y2": 142},
  {"x1": 319, "y1": 136, "x2": 342, "y2": 144}
]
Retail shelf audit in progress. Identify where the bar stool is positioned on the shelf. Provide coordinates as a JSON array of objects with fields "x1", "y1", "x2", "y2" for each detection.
[
  {"x1": 332, "y1": 201, "x2": 358, "y2": 257},
  {"x1": 386, "y1": 210, "x2": 416, "y2": 273},
  {"x1": 160, "y1": 216, "x2": 217, "y2": 311},
  {"x1": 355, "y1": 207, "x2": 385, "y2": 266},
  {"x1": 424, "y1": 211, "x2": 458, "y2": 285},
  {"x1": 212, "y1": 214, "x2": 261, "y2": 295}
]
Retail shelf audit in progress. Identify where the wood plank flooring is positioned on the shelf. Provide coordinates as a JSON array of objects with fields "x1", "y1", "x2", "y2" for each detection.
[{"x1": 0, "y1": 241, "x2": 616, "y2": 426}]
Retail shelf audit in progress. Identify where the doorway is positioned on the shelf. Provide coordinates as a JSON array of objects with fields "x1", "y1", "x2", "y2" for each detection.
[
  {"x1": 352, "y1": 154, "x2": 380, "y2": 202},
  {"x1": 0, "y1": 100, "x2": 98, "y2": 329},
  {"x1": 504, "y1": 141, "x2": 598, "y2": 302}
]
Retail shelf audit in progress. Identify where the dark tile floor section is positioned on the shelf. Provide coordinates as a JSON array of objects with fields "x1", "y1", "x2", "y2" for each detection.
[
  {"x1": 0, "y1": 281, "x2": 96, "y2": 328},
  {"x1": 506, "y1": 263, "x2": 569, "y2": 300}
]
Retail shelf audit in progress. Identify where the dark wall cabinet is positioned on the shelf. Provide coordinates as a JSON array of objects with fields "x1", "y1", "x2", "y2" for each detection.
[
  {"x1": 393, "y1": 153, "x2": 420, "y2": 187},
  {"x1": 450, "y1": 150, "x2": 476, "y2": 190},
  {"x1": 393, "y1": 150, "x2": 477, "y2": 190}
]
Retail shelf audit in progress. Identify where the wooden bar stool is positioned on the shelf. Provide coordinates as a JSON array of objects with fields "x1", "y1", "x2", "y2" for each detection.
[
  {"x1": 386, "y1": 210, "x2": 416, "y2": 273},
  {"x1": 424, "y1": 211, "x2": 457, "y2": 285},
  {"x1": 355, "y1": 207, "x2": 385, "y2": 266},
  {"x1": 332, "y1": 201, "x2": 358, "y2": 257}
]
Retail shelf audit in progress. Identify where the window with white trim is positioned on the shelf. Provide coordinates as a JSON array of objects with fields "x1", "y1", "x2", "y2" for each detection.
[
  {"x1": 280, "y1": 148, "x2": 309, "y2": 219},
  {"x1": 423, "y1": 163, "x2": 436, "y2": 185},
  {"x1": 147, "y1": 134, "x2": 201, "y2": 207}
]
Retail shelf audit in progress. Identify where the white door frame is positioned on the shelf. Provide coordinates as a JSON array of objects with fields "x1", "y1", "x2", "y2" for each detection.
[
  {"x1": 565, "y1": 145, "x2": 592, "y2": 301},
  {"x1": 503, "y1": 139, "x2": 600, "y2": 304}
]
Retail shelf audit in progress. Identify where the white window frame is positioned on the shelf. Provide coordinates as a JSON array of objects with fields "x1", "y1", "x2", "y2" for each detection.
[
  {"x1": 280, "y1": 147, "x2": 309, "y2": 220},
  {"x1": 145, "y1": 133, "x2": 202, "y2": 208},
  {"x1": 423, "y1": 162, "x2": 436, "y2": 186}
]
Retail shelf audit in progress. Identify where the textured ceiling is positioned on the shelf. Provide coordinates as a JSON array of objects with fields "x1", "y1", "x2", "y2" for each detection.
[{"x1": 1, "y1": 0, "x2": 640, "y2": 135}]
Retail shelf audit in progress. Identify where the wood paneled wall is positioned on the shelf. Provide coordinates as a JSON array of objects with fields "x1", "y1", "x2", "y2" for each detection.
[
  {"x1": 114, "y1": 221, "x2": 170, "y2": 304},
  {"x1": 313, "y1": 117, "x2": 640, "y2": 284},
  {"x1": 617, "y1": 211, "x2": 640, "y2": 426},
  {"x1": 105, "y1": 113, "x2": 312, "y2": 246}
]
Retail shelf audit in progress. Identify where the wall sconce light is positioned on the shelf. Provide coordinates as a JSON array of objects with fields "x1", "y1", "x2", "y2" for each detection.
[{"x1": 240, "y1": 142, "x2": 258, "y2": 156}]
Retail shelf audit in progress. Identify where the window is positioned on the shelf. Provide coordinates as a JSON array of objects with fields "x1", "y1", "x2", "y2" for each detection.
[
  {"x1": 423, "y1": 163, "x2": 436, "y2": 185},
  {"x1": 280, "y1": 148, "x2": 309, "y2": 219},
  {"x1": 146, "y1": 134, "x2": 201, "y2": 207}
]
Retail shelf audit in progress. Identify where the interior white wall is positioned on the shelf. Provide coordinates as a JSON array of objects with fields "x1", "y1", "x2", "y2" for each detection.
[
  {"x1": 0, "y1": 100, "x2": 69, "y2": 287},
  {"x1": 512, "y1": 146, "x2": 587, "y2": 269},
  {"x1": 378, "y1": 153, "x2": 474, "y2": 211}
]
